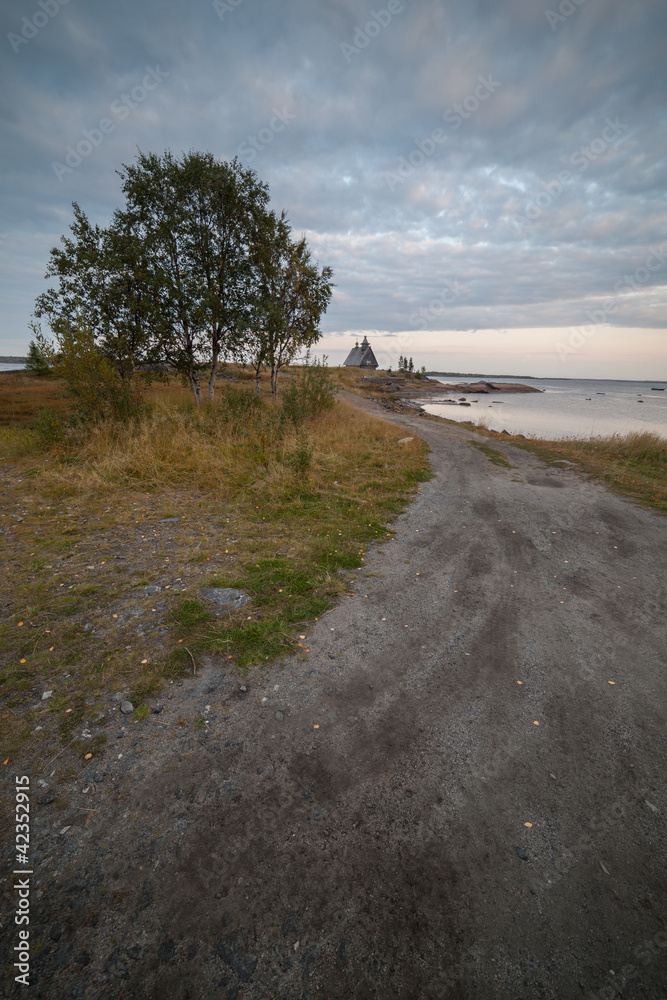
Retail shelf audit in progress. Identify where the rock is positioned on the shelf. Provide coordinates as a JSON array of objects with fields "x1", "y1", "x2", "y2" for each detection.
[
  {"x1": 50, "y1": 924, "x2": 63, "y2": 942},
  {"x1": 516, "y1": 847, "x2": 529, "y2": 861},
  {"x1": 152, "y1": 704, "x2": 164, "y2": 714},
  {"x1": 42, "y1": 690, "x2": 53, "y2": 701},
  {"x1": 200, "y1": 587, "x2": 251, "y2": 611},
  {"x1": 120, "y1": 701, "x2": 134, "y2": 715},
  {"x1": 397, "y1": 437, "x2": 414, "y2": 445},
  {"x1": 39, "y1": 794, "x2": 55, "y2": 805},
  {"x1": 328, "y1": 653, "x2": 336, "y2": 659},
  {"x1": 275, "y1": 711, "x2": 284, "y2": 722},
  {"x1": 552, "y1": 459, "x2": 575, "y2": 467},
  {"x1": 111, "y1": 692, "x2": 123, "y2": 702},
  {"x1": 160, "y1": 517, "x2": 180, "y2": 523},
  {"x1": 144, "y1": 585, "x2": 161, "y2": 594}
]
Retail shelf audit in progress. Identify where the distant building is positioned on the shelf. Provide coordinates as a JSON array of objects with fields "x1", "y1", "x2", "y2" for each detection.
[{"x1": 343, "y1": 335, "x2": 379, "y2": 369}]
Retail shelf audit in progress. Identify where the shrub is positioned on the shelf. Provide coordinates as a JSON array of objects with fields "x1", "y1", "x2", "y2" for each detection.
[
  {"x1": 32, "y1": 408, "x2": 65, "y2": 447},
  {"x1": 281, "y1": 354, "x2": 336, "y2": 430}
]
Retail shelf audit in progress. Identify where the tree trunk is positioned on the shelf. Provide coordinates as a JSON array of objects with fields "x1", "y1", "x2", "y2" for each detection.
[
  {"x1": 270, "y1": 365, "x2": 279, "y2": 397},
  {"x1": 188, "y1": 369, "x2": 204, "y2": 405},
  {"x1": 207, "y1": 343, "x2": 219, "y2": 402},
  {"x1": 255, "y1": 363, "x2": 262, "y2": 398}
]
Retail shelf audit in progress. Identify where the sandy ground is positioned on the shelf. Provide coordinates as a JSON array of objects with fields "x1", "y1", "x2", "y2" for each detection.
[{"x1": 1, "y1": 399, "x2": 666, "y2": 999}]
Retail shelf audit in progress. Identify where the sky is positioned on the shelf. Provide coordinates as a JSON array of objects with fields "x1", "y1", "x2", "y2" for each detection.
[{"x1": 1, "y1": 0, "x2": 666, "y2": 378}]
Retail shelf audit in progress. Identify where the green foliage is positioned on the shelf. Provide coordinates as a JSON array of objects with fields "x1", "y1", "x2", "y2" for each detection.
[
  {"x1": 53, "y1": 325, "x2": 144, "y2": 422},
  {"x1": 290, "y1": 432, "x2": 313, "y2": 477},
  {"x1": 281, "y1": 355, "x2": 336, "y2": 429},
  {"x1": 25, "y1": 326, "x2": 53, "y2": 376},
  {"x1": 32, "y1": 408, "x2": 65, "y2": 447},
  {"x1": 34, "y1": 150, "x2": 334, "y2": 408}
]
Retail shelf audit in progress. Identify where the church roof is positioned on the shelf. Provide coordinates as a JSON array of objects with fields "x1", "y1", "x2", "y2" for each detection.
[{"x1": 343, "y1": 336, "x2": 379, "y2": 368}]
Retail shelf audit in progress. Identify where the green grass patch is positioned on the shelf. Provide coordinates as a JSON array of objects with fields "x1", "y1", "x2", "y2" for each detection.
[{"x1": 468, "y1": 440, "x2": 513, "y2": 467}]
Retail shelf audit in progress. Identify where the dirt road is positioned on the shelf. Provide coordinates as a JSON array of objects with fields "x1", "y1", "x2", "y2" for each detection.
[{"x1": 2, "y1": 401, "x2": 666, "y2": 999}]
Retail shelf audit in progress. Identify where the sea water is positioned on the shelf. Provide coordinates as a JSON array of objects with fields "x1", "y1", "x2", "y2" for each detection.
[{"x1": 420, "y1": 378, "x2": 667, "y2": 440}]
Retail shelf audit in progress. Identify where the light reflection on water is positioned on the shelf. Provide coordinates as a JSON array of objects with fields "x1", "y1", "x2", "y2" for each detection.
[{"x1": 420, "y1": 378, "x2": 667, "y2": 440}]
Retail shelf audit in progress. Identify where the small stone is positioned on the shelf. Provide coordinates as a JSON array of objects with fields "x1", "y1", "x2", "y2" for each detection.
[
  {"x1": 215, "y1": 892, "x2": 222, "y2": 899},
  {"x1": 93, "y1": 773, "x2": 105, "y2": 782},
  {"x1": 111, "y1": 692, "x2": 123, "y2": 702},
  {"x1": 328, "y1": 653, "x2": 336, "y2": 659},
  {"x1": 239, "y1": 685, "x2": 247, "y2": 693},
  {"x1": 127, "y1": 945, "x2": 141, "y2": 960},
  {"x1": 50, "y1": 924, "x2": 63, "y2": 942},
  {"x1": 120, "y1": 701, "x2": 134, "y2": 715},
  {"x1": 275, "y1": 711, "x2": 284, "y2": 722},
  {"x1": 39, "y1": 794, "x2": 55, "y2": 805},
  {"x1": 397, "y1": 437, "x2": 414, "y2": 445},
  {"x1": 160, "y1": 517, "x2": 180, "y2": 522},
  {"x1": 152, "y1": 704, "x2": 164, "y2": 715},
  {"x1": 200, "y1": 587, "x2": 251, "y2": 611},
  {"x1": 516, "y1": 847, "x2": 529, "y2": 861},
  {"x1": 42, "y1": 690, "x2": 53, "y2": 701}
]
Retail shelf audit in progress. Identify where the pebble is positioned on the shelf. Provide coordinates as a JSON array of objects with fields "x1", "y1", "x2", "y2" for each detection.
[
  {"x1": 39, "y1": 794, "x2": 55, "y2": 805},
  {"x1": 516, "y1": 847, "x2": 529, "y2": 861},
  {"x1": 120, "y1": 701, "x2": 134, "y2": 715},
  {"x1": 275, "y1": 711, "x2": 284, "y2": 722},
  {"x1": 111, "y1": 692, "x2": 123, "y2": 702},
  {"x1": 239, "y1": 685, "x2": 247, "y2": 693},
  {"x1": 152, "y1": 704, "x2": 164, "y2": 714},
  {"x1": 42, "y1": 691, "x2": 53, "y2": 701}
]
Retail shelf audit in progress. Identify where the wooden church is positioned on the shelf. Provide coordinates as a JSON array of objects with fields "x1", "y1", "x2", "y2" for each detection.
[{"x1": 343, "y1": 335, "x2": 379, "y2": 369}]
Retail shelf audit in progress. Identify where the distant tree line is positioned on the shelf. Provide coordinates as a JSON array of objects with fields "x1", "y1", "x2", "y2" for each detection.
[{"x1": 31, "y1": 151, "x2": 334, "y2": 411}]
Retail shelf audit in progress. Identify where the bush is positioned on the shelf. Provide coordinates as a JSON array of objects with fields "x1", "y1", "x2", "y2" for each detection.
[
  {"x1": 54, "y1": 325, "x2": 144, "y2": 422},
  {"x1": 281, "y1": 354, "x2": 336, "y2": 430},
  {"x1": 32, "y1": 408, "x2": 65, "y2": 447}
]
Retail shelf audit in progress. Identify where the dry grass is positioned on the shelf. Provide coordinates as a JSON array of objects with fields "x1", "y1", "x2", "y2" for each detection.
[
  {"x1": 0, "y1": 372, "x2": 71, "y2": 427},
  {"x1": 445, "y1": 415, "x2": 667, "y2": 514},
  {"x1": 0, "y1": 375, "x2": 431, "y2": 767},
  {"x1": 516, "y1": 430, "x2": 667, "y2": 513}
]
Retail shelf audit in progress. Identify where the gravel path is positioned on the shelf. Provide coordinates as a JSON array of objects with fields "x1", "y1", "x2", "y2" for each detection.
[{"x1": 3, "y1": 400, "x2": 666, "y2": 999}]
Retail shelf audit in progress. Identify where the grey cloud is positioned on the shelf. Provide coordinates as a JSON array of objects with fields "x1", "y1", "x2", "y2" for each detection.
[{"x1": 1, "y1": 0, "x2": 665, "y2": 360}]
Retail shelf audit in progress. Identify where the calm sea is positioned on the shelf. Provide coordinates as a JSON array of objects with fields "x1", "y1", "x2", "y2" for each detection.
[
  {"x1": 0, "y1": 364, "x2": 25, "y2": 372},
  {"x1": 421, "y1": 377, "x2": 667, "y2": 440}
]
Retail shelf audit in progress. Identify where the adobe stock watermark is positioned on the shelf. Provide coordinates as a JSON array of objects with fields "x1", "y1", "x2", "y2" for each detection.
[
  {"x1": 409, "y1": 279, "x2": 465, "y2": 331},
  {"x1": 384, "y1": 75, "x2": 501, "y2": 191},
  {"x1": 545, "y1": 0, "x2": 587, "y2": 31},
  {"x1": 236, "y1": 107, "x2": 296, "y2": 162},
  {"x1": 8, "y1": 0, "x2": 70, "y2": 54},
  {"x1": 212, "y1": 0, "x2": 244, "y2": 22},
  {"x1": 555, "y1": 241, "x2": 667, "y2": 361},
  {"x1": 517, "y1": 118, "x2": 630, "y2": 228},
  {"x1": 340, "y1": 0, "x2": 413, "y2": 63},
  {"x1": 51, "y1": 66, "x2": 168, "y2": 181}
]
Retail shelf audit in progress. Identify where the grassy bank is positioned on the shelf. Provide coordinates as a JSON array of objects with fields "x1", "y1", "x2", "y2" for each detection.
[
  {"x1": 454, "y1": 415, "x2": 667, "y2": 514},
  {"x1": 515, "y1": 430, "x2": 667, "y2": 514},
  {"x1": 0, "y1": 373, "x2": 430, "y2": 766}
]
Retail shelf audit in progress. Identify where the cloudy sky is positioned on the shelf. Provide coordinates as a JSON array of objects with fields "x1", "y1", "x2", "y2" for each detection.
[{"x1": 2, "y1": 0, "x2": 666, "y2": 377}]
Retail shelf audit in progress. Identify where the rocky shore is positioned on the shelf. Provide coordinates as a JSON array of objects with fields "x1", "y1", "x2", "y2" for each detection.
[{"x1": 353, "y1": 373, "x2": 541, "y2": 413}]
